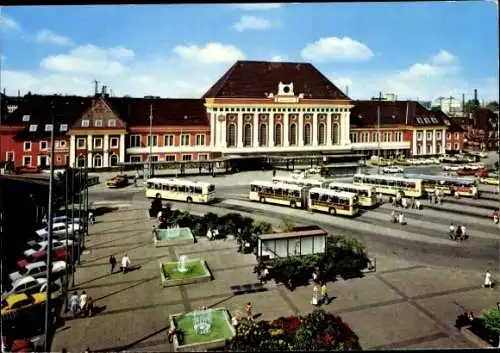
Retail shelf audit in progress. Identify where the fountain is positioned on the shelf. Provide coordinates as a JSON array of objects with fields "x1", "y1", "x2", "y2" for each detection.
[
  {"x1": 193, "y1": 307, "x2": 213, "y2": 335},
  {"x1": 177, "y1": 255, "x2": 189, "y2": 273},
  {"x1": 153, "y1": 227, "x2": 195, "y2": 247}
]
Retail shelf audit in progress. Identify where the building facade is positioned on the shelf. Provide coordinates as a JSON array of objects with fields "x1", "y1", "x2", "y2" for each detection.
[{"x1": 0, "y1": 60, "x2": 466, "y2": 169}]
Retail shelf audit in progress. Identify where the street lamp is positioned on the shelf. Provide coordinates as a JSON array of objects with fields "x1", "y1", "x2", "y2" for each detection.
[{"x1": 148, "y1": 103, "x2": 153, "y2": 179}]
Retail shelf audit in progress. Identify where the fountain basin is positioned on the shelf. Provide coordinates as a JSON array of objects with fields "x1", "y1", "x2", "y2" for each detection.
[
  {"x1": 160, "y1": 259, "x2": 212, "y2": 287},
  {"x1": 153, "y1": 227, "x2": 195, "y2": 247},
  {"x1": 170, "y1": 308, "x2": 236, "y2": 352}
]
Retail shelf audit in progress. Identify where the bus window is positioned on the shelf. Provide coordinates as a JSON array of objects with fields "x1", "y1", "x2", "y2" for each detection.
[
  {"x1": 154, "y1": 183, "x2": 160, "y2": 190},
  {"x1": 162, "y1": 184, "x2": 169, "y2": 191},
  {"x1": 250, "y1": 185, "x2": 260, "y2": 192},
  {"x1": 195, "y1": 186, "x2": 202, "y2": 194},
  {"x1": 310, "y1": 192, "x2": 319, "y2": 200},
  {"x1": 320, "y1": 194, "x2": 329, "y2": 202},
  {"x1": 171, "y1": 186, "x2": 177, "y2": 192},
  {"x1": 208, "y1": 185, "x2": 215, "y2": 192},
  {"x1": 147, "y1": 182, "x2": 154, "y2": 189},
  {"x1": 292, "y1": 190, "x2": 300, "y2": 198},
  {"x1": 359, "y1": 190, "x2": 368, "y2": 197}
]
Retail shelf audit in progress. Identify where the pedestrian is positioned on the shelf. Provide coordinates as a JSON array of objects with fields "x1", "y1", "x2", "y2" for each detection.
[
  {"x1": 70, "y1": 291, "x2": 79, "y2": 317},
  {"x1": 320, "y1": 282, "x2": 329, "y2": 305},
  {"x1": 86, "y1": 294, "x2": 94, "y2": 317},
  {"x1": 121, "y1": 253, "x2": 131, "y2": 274},
  {"x1": 80, "y1": 291, "x2": 88, "y2": 316},
  {"x1": 272, "y1": 169, "x2": 276, "y2": 177},
  {"x1": 109, "y1": 255, "x2": 117, "y2": 274},
  {"x1": 245, "y1": 302, "x2": 253, "y2": 319},
  {"x1": 398, "y1": 212, "x2": 406, "y2": 225},
  {"x1": 483, "y1": 271, "x2": 493, "y2": 288},
  {"x1": 415, "y1": 199, "x2": 421, "y2": 210},
  {"x1": 460, "y1": 225, "x2": 467, "y2": 240},
  {"x1": 401, "y1": 198, "x2": 407, "y2": 209},
  {"x1": 311, "y1": 285, "x2": 319, "y2": 306},
  {"x1": 448, "y1": 223, "x2": 456, "y2": 240}
]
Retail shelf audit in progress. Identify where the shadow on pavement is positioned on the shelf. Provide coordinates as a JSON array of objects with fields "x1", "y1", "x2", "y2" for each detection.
[{"x1": 94, "y1": 326, "x2": 170, "y2": 352}]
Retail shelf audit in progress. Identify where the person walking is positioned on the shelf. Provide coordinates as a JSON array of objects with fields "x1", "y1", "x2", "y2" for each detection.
[
  {"x1": 483, "y1": 271, "x2": 493, "y2": 288},
  {"x1": 448, "y1": 223, "x2": 456, "y2": 240},
  {"x1": 245, "y1": 302, "x2": 253, "y2": 320},
  {"x1": 80, "y1": 291, "x2": 88, "y2": 315},
  {"x1": 320, "y1": 282, "x2": 329, "y2": 305},
  {"x1": 460, "y1": 225, "x2": 467, "y2": 240},
  {"x1": 109, "y1": 255, "x2": 117, "y2": 274},
  {"x1": 70, "y1": 291, "x2": 79, "y2": 317},
  {"x1": 311, "y1": 285, "x2": 319, "y2": 306},
  {"x1": 121, "y1": 254, "x2": 131, "y2": 274}
]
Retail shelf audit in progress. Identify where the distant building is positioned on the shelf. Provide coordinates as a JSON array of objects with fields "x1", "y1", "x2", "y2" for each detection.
[{"x1": 431, "y1": 97, "x2": 463, "y2": 116}]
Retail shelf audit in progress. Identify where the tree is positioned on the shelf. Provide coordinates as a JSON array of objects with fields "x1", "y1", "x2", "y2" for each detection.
[
  {"x1": 486, "y1": 101, "x2": 499, "y2": 112},
  {"x1": 480, "y1": 307, "x2": 500, "y2": 348}
]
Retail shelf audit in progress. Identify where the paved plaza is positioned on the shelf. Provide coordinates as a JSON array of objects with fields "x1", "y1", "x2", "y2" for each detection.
[{"x1": 50, "y1": 198, "x2": 499, "y2": 351}]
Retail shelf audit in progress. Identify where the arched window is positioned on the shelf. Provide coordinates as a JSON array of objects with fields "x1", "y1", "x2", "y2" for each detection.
[
  {"x1": 426, "y1": 144, "x2": 432, "y2": 154},
  {"x1": 77, "y1": 155, "x2": 86, "y2": 168},
  {"x1": 275, "y1": 123, "x2": 282, "y2": 146},
  {"x1": 289, "y1": 123, "x2": 297, "y2": 146},
  {"x1": 259, "y1": 124, "x2": 267, "y2": 146},
  {"x1": 243, "y1": 124, "x2": 252, "y2": 147},
  {"x1": 304, "y1": 123, "x2": 312, "y2": 145},
  {"x1": 110, "y1": 154, "x2": 118, "y2": 167},
  {"x1": 227, "y1": 123, "x2": 236, "y2": 147},
  {"x1": 318, "y1": 123, "x2": 326, "y2": 145},
  {"x1": 332, "y1": 123, "x2": 339, "y2": 144},
  {"x1": 93, "y1": 154, "x2": 102, "y2": 168}
]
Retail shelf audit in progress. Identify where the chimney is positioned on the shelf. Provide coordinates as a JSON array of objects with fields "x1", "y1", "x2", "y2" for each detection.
[
  {"x1": 474, "y1": 89, "x2": 478, "y2": 107},
  {"x1": 101, "y1": 85, "x2": 107, "y2": 96},
  {"x1": 462, "y1": 93, "x2": 465, "y2": 114},
  {"x1": 17, "y1": 89, "x2": 20, "y2": 98}
]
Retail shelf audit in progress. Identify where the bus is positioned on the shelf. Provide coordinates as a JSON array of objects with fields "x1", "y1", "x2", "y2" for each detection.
[
  {"x1": 272, "y1": 176, "x2": 328, "y2": 188},
  {"x1": 404, "y1": 174, "x2": 479, "y2": 198},
  {"x1": 249, "y1": 180, "x2": 306, "y2": 208},
  {"x1": 352, "y1": 174, "x2": 423, "y2": 198},
  {"x1": 308, "y1": 188, "x2": 360, "y2": 216},
  {"x1": 327, "y1": 182, "x2": 377, "y2": 208},
  {"x1": 145, "y1": 178, "x2": 216, "y2": 204}
]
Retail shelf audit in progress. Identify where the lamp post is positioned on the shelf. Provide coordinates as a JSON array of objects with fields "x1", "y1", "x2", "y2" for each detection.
[
  {"x1": 148, "y1": 103, "x2": 153, "y2": 179},
  {"x1": 43, "y1": 104, "x2": 56, "y2": 352},
  {"x1": 375, "y1": 91, "x2": 383, "y2": 174}
]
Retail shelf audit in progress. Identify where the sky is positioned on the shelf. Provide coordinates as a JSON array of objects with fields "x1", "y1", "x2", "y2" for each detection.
[{"x1": 0, "y1": 2, "x2": 498, "y2": 102}]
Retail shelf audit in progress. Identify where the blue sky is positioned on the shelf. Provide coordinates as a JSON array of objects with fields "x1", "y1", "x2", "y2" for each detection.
[{"x1": 0, "y1": 2, "x2": 498, "y2": 102}]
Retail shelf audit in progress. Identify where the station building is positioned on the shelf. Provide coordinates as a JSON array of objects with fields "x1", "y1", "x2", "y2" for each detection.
[{"x1": 0, "y1": 60, "x2": 464, "y2": 170}]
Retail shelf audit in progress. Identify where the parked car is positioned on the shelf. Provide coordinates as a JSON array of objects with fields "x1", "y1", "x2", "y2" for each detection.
[
  {"x1": 1, "y1": 336, "x2": 33, "y2": 353},
  {"x1": 442, "y1": 165, "x2": 460, "y2": 171},
  {"x1": 1, "y1": 293, "x2": 46, "y2": 316},
  {"x1": 35, "y1": 222, "x2": 81, "y2": 240},
  {"x1": 14, "y1": 166, "x2": 41, "y2": 175},
  {"x1": 457, "y1": 168, "x2": 481, "y2": 176},
  {"x1": 106, "y1": 175, "x2": 129, "y2": 188},
  {"x1": 382, "y1": 166, "x2": 404, "y2": 174},
  {"x1": 480, "y1": 175, "x2": 499, "y2": 185},
  {"x1": 9, "y1": 261, "x2": 67, "y2": 283},
  {"x1": 16, "y1": 248, "x2": 68, "y2": 269},
  {"x1": 24, "y1": 239, "x2": 74, "y2": 257},
  {"x1": 1, "y1": 277, "x2": 47, "y2": 301}
]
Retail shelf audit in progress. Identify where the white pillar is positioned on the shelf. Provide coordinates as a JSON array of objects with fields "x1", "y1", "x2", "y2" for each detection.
[
  {"x1": 210, "y1": 112, "x2": 215, "y2": 147},
  {"x1": 412, "y1": 131, "x2": 417, "y2": 156},
  {"x1": 441, "y1": 129, "x2": 446, "y2": 154},
  {"x1": 119, "y1": 134, "x2": 125, "y2": 163},
  {"x1": 422, "y1": 129, "x2": 427, "y2": 154},
  {"x1": 70, "y1": 135, "x2": 76, "y2": 166},
  {"x1": 312, "y1": 114, "x2": 318, "y2": 146},
  {"x1": 342, "y1": 112, "x2": 350, "y2": 145},
  {"x1": 432, "y1": 129, "x2": 437, "y2": 154},
  {"x1": 253, "y1": 114, "x2": 259, "y2": 147},
  {"x1": 284, "y1": 114, "x2": 289, "y2": 147},
  {"x1": 237, "y1": 113, "x2": 243, "y2": 148},
  {"x1": 87, "y1": 134, "x2": 93, "y2": 168},
  {"x1": 298, "y1": 113, "x2": 304, "y2": 146},
  {"x1": 221, "y1": 118, "x2": 227, "y2": 148},
  {"x1": 103, "y1": 134, "x2": 109, "y2": 167},
  {"x1": 269, "y1": 114, "x2": 274, "y2": 147},
  {"x1": 326, "y1": 115, "x2": 332, "y2": 146}
]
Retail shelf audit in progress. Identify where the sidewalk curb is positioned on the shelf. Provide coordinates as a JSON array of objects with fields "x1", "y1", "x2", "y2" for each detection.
[{"x1": 459, "y1": 326, "x2": 494, "y2": 348}]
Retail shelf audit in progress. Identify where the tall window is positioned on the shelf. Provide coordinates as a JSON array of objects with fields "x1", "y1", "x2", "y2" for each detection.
[
  {"x1": 303, "y1": 123, "x2": 311, "y2": 145},
  {"x1": 164, "y1": 135, "x2": 174, "y2": 146},
  {"x1": 129, "y1": 135, "x2": 141, "y2": 148},
  {"x1": 93, "y1": 154, "x2": 102, "y2": 168},
  {"x1": 147, "y1": 135, "x2": 158, "y2": 147},
  {"x1": 426, "y1": 144, "x2": 432, "y2": 154},
  {"x1": 289, "y1": 123, "x2": 297, "y2": 145},
  {"x1": 259, "y1": 124, "x2": 267, "y2": 146},
  {"x1": 110, "y1": 154, "x2": 118, "y2": 166},
  {"x1": 395, "y1": 132, "x2": 402, "y2": 142},
  {"x1": 227, "y1": 123, "x2": 236, "y2": 147},
  {"x1": 77, "y1": 155, "x2": 86, "y2": 167},
  {"x1": 332, "y1": 123, "x2": 339, "y2": 144},
  {"x1": 181, "y1": 134, "x2": 190, "y2": 146},
  {"x1": 275, "y1": 123, "x2": 282, "y2": 146},
  {"x1": 243, "y1": 124, "x2": 252, "y2": 147},
  {"x1": 196, "y1": 134, "x2": 205, "y2": 146},
  {"x1": 318, "y1": 123, "x2": 326, "y2": 145},
  {"x1": 373, "y1": 132, "x2": 379, "y2": 143},
  {"x1": 350, "y1": 133, "x2": 357, "y2": 143}
]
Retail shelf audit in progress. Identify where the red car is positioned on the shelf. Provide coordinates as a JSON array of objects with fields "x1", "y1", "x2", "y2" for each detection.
[
  {"x1": 16, "y1": 248, "x2": 68, "y2": 269},
  {"x1": 15, "y1": 166, "x2": 42, "y2": 174},
  {"x1": 457, "y1": 168, "x2": 486, "y2": 177},
  {"x1": 1, "y1": 336, "x2": 33, "y2": 352}
]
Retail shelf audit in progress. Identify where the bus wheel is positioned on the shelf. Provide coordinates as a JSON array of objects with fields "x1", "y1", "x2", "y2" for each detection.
[
  {"x1": 329, "y1": 208, "x2": 336, "y2": 215},
  {"x1": 260, "y1": 197, "x2": 265, "y2": 203},
  {"x1": 290, "y1": 202, "x2": 296, "y2": 208},
  {"x1": 187, "y1": 197, "x2": 193, "y2": 203}
]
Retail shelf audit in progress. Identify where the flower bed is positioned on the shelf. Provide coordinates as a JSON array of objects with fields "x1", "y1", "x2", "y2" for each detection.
[{"x1": 219, "y1": 309, "x2": 362, "y2": 351}]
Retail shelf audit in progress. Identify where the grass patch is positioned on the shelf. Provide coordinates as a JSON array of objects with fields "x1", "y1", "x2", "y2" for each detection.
[
  {"x1": 174, "y1": 310, "x2": 234, "y2": 345},
  {"x1": 162, "y1": 260, "x2": 208, "y2": 280}
]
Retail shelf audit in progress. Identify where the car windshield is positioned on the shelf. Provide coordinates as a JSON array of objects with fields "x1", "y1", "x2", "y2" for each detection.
[
  {"x1": 18, "y1": 268, "x2": 28, "y2": 275},
  {"x1": 31, "y1": 244, "x2": 43, "y2": 251}
]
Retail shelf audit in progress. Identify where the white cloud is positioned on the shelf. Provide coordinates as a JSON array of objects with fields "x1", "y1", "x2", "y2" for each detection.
[
  {"x1": 35, "y1": 29, "x2": 73, "y2": 46},
  {"x1": 0, "y1": 12, "x2": 19, "y2": 31},
  {"x1": 431, "y1": 49, "x2": 456, "y2": 65},
  {"x1": 300, "y1": 37, "x2": 374, "y2": 62},
  {"x1": 328, "y1": 50, "x2": 497, "y2": 101},
  {"x1": 172, "y1": 42, "x2": 245, "y2": 64},
  {"x1": 271, "y1": 55, "x2": 287, "y2": 62},
  {"x1": 233, "y1": 4, "x2": 282, "y2": 11},
  {"x1": 233, "y1": 15, "x2": 273, "y2": 32},
  {"x1": 2, "y1": 42, "x2": 245, "y2": 98}
]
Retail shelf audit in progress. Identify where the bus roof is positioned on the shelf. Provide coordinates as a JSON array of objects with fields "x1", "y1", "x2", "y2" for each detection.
[
  {"x1": 146, "y1": 178, "x2": 214, "y2": 187},
  {"x1": 404, "y1": 174, "x2": 476, "y2": 184},
  {"x1": 273, "y1": 177, "x2": 325, "y2": 185},
  {"x1": 308, "y1": 187, "x2": 358, "y2": 199},
  {"x1": 328, "y1": 182, "x2": 373, "y2": 190},
  {"x1": 250, "y1": 180, "x2": 303, "y2": 191},
  {"x1": 354, "y1": 173, "x2": 421, "y2": 183}
]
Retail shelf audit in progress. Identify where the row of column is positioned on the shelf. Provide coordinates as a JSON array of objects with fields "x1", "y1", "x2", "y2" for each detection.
[
  {"x1": 413, "y1": 129, "x2": 446, "y2": 155},
  {"x1": 69, "y1": 134, "x2": 126, "y2": 167}
]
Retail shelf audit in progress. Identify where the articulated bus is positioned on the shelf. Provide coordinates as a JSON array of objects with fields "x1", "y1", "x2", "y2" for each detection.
[
  {"x1": 145, "y1": 178, "x2": 216, "y2": 204},
  {"x1": 271, "y1": 176, "x2": 328, "y2": 188},
  {"x1": 327, "y1": 182, "x2": 377, "y2": 207},
  {"x1": 404, "y1": 174, "x2": 479, "y2": 198},
  {"x1": 249, "y1": 180, "x2": 306, "y2": 208},
  {"x1": 352, "y1": 174, "x2": 423, "y2": 198},
  {"x1": 308, "y1": 188, "x2": 360, "y2": 216}
]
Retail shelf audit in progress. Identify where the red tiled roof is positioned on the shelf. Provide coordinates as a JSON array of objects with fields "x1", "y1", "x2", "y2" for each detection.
[
  {"x1": 350, "y1": 100, "x2": 448, "y2": 128},
  {"x1": 108, "y1": 97, "x2": 208, "y2": 126},
  {"x1": 432, "y1": 110, "x2": 464, "y2": 133},
  {"x1": 202, "y1": 60, "x2": 349, "y2": 100}
]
